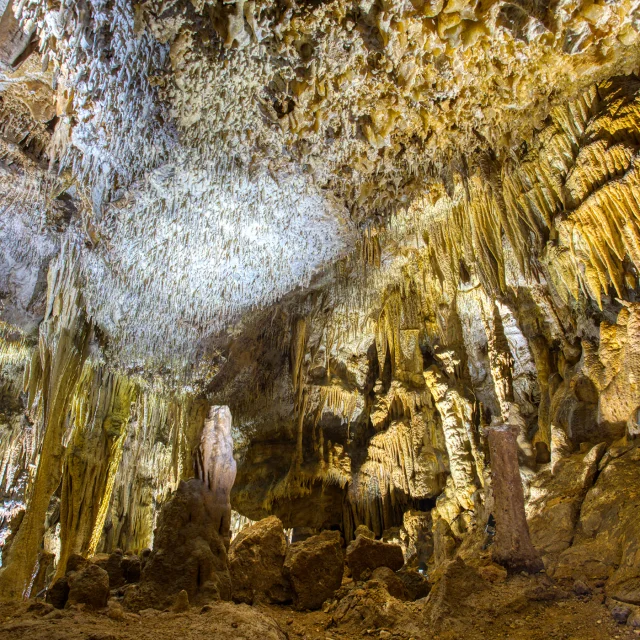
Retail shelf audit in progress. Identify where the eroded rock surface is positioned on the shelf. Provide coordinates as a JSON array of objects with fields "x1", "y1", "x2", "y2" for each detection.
[
  {"x1": 124, "y1": 479, "x2": 231, "y2": 611},
  {"x1": 67, "y1": 564, "x2": 110, "y2": 609},
  {"x1": 229, "y1": 516, "x2": 292, "y2": 605},
  {"x1": 346, "y1": 535, "x2": 405, "y2": 581},
  {"x1": 284, "y1": 530, "x2": 344, "y2": 610}
]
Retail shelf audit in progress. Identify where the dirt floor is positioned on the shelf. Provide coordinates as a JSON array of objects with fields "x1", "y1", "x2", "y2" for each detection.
[{"x1": 0, "y1": 574, "x2": 639, "y2": 640}]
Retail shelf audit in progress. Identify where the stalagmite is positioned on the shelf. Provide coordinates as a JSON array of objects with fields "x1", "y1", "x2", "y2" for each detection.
[
  {"x1": 195, "y1": 406, "x2": 236, "y2": 546},
  {"x1": 486, "y1": 420, "x2": 543, "y2": 574}
]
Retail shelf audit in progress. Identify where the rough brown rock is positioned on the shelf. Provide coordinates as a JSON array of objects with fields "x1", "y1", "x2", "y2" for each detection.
[
  {"x1": 551, "y1": 443, "x2": 640, "y2": 599},
  {"x1": 67, "y1": 564, "x2": 110, "y2": 609},
  {"x1": 91, "y1": 550, "x2": 125, "y2": 589},
  {"x1": 425, "y1": 557, "x2": 487, "y2": 625},
  {"x1": 229, "y1": 515, "x2": 292, "y2": 604},
  {"x1": 478, "y1": 563, "x2": 508, "y2": 583},
  {"x1": 396, "y1": 567, "x2": 431, "y2": 601},
  {"x1": 370, "y1": 567, "x2": 408, "y2": 600},
  {"x1": 354, "y1": 525, "x2": 375, "y2": 540},
  {"x1": 66, "y1": 554, "x2": 89, "y2": 573},
  {"x1": 528, "y1": 443, "x2": 606, "y2": 572},
  {"x1": 123, "y1": 479, "x2": 231, "y2": 611},
  {"x1": 172, "y1": 589, "x2": 190, "y2": 612},
  {"x1": 46, "y1": 577, "x2": 70, "y2": 609},
  {"x1": 327, "y1": 580, "x2": 426, "y2": 636},
  {"x1": 120, "y1": 554, "x2": 141, "y2": 584},
  {"x1": 284, "y1": 530, "x2": 343, "y2": 610},
  {"x1": 346, "y1": 535, "x2": 404, "y2": 581}
]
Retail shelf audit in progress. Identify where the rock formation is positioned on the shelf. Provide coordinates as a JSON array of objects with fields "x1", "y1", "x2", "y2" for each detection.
[
  {"x1": 123, "y1": 478, "x2": 232, "y2": 611},
  {"x1": 284, "y1": 530, "x2": 344, "y2": 610},
  {"x1": 1, "y1": 0, "x2": 640, "y2": 634},
  {"x1": 229, "y1": 515, "x2": 292, "y2": 605},
  {"x1": 486, "y1": 420, "x2": 544, "y2": 573},
  {"x1": 346, "y1": 535, "x2": 405, "y2": 581}
]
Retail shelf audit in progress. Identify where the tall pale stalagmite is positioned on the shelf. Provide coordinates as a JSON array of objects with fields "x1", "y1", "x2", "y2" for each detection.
[{"x1": 195, "y1": 405, "x2": 236, "y2": 546}]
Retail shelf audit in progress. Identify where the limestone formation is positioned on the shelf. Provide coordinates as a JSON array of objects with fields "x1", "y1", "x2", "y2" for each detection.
[
  {"x1": 123, "y1": 479, "x2": 232, "y2": 611},
  {"x1": 346, "y1": 535, "x2": 405, "y2": 581},
  {"x1": 195, "y1": 405, "x2": 237, "y2": 547},
  {"x1": 486, "y1": 421, "x2": 544, "y2": 574},
  {"x1": 283, "y1": 530, "x2": 344, "y2": 610},
  {"x1": 1, "y1": 0, "x2": 640, "y2": 635},
  {"x1": 229, "y1": 515, "x2": 292, "y2": 605}
]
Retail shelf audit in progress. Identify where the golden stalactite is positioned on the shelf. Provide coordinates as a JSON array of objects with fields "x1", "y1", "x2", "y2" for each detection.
[
  {"x1": 99, "y1": 391, "x2": 208, "y2": 554},
  {"x1": 317, "y1": 385, "x2": 359, "y2": 425},
  {"x1": 55, "y1": 364, "x2": 137, "y2": 578},
  {"x1": 289, "y1": 316, "x2": 307, "y2": 415},
  {"x1": 361, "y1": 226, "x2": 382, "y2": 269},
  {"x1": 0, "y1": 242, "x2": 90, "y2": 599},
  {"x1": 0, "y1": 323, "x2": 29, "y2": 369}
]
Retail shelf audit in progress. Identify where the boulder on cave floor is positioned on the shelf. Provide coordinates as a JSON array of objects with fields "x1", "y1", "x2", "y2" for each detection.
[
  {"x1": 284, "y1": 529, "x2": 344, "y2": 610},
  {"x1": 346, "y1": 534, "x2": 404, "y2": 581},
  {"x1": 123, "y1": 478, "x2": 231, "y2": 611},
  {"x1": 370, "y1": 566, "x2": 408, "y2": 600},
  {"x1": 67, "y1": 563, "x2": 110, "y2": 609},
  {"x1": 354, "y1": 524, "x2": 375, "y2": 539},
  {"x1": 396, "y1": 567, "x2": 431, "y2": 600},
  {"x1": 45, "y1": 576, "x2": 70, "y2": 609},
  {"x1": 229, "y1": 515, "x2": 292, "y2": 604},
  {"x1": 90, "y1": 549, "x2": 141, "y2": 589},
  {"x1": 324, "y1": 579, "x2": 427, "y2": 637},
  {"x1": 424, "y1": 557, "x2": 487, "y2": 624}
]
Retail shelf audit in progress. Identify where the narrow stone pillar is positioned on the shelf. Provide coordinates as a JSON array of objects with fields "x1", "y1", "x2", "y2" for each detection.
[
  {"x1": 195, "y1": 405, "x2": 236, "y2": 547},
  {"x1": 486, "y1": 421, "x2": 543, "y2": 574}
]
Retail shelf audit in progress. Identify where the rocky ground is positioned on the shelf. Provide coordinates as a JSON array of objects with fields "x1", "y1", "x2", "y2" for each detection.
[{"x1": 0, "y1": 572, "x2": 639, "y2": 640}]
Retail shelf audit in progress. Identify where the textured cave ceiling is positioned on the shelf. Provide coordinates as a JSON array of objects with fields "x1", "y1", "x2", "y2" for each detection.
[{"x1": 1, "y1": 0, "x2": 639, "y2": 381}]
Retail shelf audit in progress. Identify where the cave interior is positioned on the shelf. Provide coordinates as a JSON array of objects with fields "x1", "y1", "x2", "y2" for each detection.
[{"x1": 1, "y1": 0, "x2": 640, "y2": 637}]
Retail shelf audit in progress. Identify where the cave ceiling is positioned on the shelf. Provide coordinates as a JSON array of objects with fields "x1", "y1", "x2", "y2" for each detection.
[{"x1": 1, "y1": 0, "x2": 639, "y2": 383}]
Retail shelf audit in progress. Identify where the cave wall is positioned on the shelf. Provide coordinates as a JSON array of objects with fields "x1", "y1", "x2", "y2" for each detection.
[
  {"x1": 1, "y1": 71, "x2": 639, "y2": 597},
  {"x1": 223, "y1": 74, "x2": 640, "y2": 547}
]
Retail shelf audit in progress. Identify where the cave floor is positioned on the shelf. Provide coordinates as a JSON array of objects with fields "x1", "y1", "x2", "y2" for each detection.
[{"x1": 0, "y1": 575, "x2": 637, "y2": 640}]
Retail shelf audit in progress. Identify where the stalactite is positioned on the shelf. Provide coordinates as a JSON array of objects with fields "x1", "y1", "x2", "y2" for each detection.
[
  {"x1": 55, "y1": 364, "x2": 136, "y2": 577},
  {"x1": 423, "y1": 365, "x2": 479, "y2": 522},
  {"x1": 99, "y1": 392, "x2": 207, "y2": 553},
  {"x1": 0, "y1": 241, "x2": 90, "y2": 598}
]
